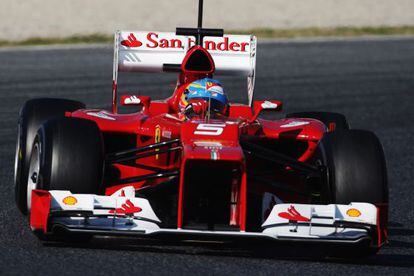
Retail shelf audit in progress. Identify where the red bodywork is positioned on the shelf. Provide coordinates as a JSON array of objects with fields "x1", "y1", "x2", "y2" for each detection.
[{"x1": 68, "y1": 46, "x2": 327, "y2": 231}]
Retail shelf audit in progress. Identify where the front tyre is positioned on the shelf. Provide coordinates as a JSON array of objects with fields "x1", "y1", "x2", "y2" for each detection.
[
  {"x1": 320, "y1": 130, "x2": 388, "y2": 204},
  {"x1": 26, "y1": 117, "x2": 104, "y2": 212},
  {"x1": 318, "y1": 130, "x2": 388, "y2": 257},
  {"x1": 15, "y1": 98, "x2": 85, "y2": 214}
]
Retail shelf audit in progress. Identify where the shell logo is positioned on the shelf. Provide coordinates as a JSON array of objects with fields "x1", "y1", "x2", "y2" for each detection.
[
  {"x1": 62, "y1": 196, "x2": 78, "y2": 206},
  {"x1": 346, "y1": 208, "x2": 361, "y2": 217}
]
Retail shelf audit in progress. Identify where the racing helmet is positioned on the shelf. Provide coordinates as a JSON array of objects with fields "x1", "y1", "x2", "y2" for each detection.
[{"x1": 184, "y1": 78, "x2": 229, "y2": 116}]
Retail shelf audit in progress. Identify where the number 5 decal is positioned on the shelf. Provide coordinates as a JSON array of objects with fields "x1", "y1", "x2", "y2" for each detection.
[{"x1": 194, "y1": 124, "x2": 225, "y2": 136}]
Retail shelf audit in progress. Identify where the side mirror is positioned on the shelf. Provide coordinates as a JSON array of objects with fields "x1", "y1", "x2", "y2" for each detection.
[
  {"x1": 120, "y1": 95, "x2": 151, "y2": 111},
  {"x1": 250, "y1": 100, "x2": 283, "y2": 122}
]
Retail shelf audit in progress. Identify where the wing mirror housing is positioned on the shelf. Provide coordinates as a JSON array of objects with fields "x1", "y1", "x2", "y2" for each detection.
[
  {"x1": 120, "y1": 95, "x2": 151, "y2": 112},
  {"x1": 250, "y1": 100, "x2": 283, "y2": 122}
]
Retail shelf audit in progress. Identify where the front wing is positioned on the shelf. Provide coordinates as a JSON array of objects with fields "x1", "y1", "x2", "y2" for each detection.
[{"x1": 30, "y1": 188, "x2": 386, "y2": 248}]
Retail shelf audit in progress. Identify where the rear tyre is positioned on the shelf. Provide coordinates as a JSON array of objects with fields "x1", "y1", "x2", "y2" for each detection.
[
  {"x1": 318, "y1": 130, "x2": 388, "y2": 257},
  {"x1": 286, "y1": 111, "x2": 349, "y2": 131},
  {"x1": 15, "y1": 98, "x2": 85, "y2": 214}
]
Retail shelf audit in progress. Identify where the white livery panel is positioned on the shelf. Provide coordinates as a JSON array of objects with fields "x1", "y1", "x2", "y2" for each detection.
[
  {"x1": 37, "y1": 189, "x2": 379, "y2": 245},
  {"x1": 262, "y1": 203, "x2": 377, "y2": 240},
  {"x1": 115, "y1": 31, "x2": 256, "y2": 76}
]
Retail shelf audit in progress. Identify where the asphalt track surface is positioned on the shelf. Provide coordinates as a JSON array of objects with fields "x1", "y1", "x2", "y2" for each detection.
[{"x1": 0, "y1": 37, "x2": 413, "y2": 275}]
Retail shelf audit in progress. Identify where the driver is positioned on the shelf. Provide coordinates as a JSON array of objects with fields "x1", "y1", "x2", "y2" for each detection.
[{"x1": 179, "y1": 78, "x2": 229, "y2": 118}]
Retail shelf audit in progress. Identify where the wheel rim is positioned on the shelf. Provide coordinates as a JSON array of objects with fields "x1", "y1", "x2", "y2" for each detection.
[{"x1": 27, "y1": 142, "x2": 40, "y2": 212}]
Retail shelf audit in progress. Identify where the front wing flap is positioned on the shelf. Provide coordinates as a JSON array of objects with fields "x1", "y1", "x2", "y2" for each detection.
[
  {"x1": 263, "y1": 203, "x2": 378, "y2": 242},
  {"x1": 30, "y1": 188, "x2": 384, "y2": 248}
]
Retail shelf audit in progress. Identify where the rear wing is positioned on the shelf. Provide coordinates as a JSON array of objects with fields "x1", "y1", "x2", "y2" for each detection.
[{"x1": 112, "y1": 31, "x2": 257, "y2": 109}]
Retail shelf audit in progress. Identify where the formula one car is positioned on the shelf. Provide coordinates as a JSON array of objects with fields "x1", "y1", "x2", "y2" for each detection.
[{"x1": 14, "y1": 1, "x2": 387, "y2": 256}]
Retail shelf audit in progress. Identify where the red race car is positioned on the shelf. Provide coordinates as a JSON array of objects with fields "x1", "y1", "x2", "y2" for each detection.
[{"x1": 14, "y1": 1, "x2": 387, "y2": 256}]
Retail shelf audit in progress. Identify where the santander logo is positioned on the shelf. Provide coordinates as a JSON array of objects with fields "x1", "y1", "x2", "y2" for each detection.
[
  {"x1": 121, "y1": 33, "x2": 143, "y2": 48},
  {"x1": 278, "y1": 205, "x2": 310, "y2": 222},
  {"x1": 109, "y1": 199, "x2": 142, "y2": 215},
  {"x1": 121, "y1": 32, "x2": 249, "y2": 52}
]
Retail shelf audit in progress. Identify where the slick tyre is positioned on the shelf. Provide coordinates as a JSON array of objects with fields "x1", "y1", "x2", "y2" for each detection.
[
  {"x1": 318, "y1": 130, "x2": 388, "y2": 257},
  {"x1": 286, "y1": 111, "x2": 349, "y2": 131},
  {"x1": 319, "y1": 130, "x2": 388, "y2": 204},
  {"x1": 15, "y1": 98, "x2": 85, "y2": 214},
  {"x1": 26, "y1": 117, "x2": 104, "y2": 213}
]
